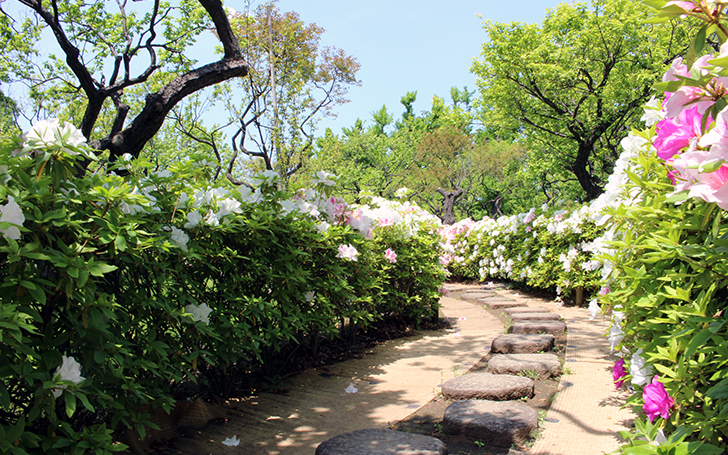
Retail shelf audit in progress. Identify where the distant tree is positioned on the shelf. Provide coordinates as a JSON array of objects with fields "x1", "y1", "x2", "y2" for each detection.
[
  {"x1": 471, "y1": 0, "x2": 693, "y2": 200},
  {"x1": 226, "y1": 2, "x2": 360, "y2": 187}
]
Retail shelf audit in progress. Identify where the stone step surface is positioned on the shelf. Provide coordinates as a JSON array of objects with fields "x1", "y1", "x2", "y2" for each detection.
[
  {"x1": 509, "y1": 312, "x2": 562, "y2": 321},
  {"x1": 441, "y1": 372, "x2": 534, "y2": 401},
  {"x1": 488, "y1": 353, "x2": 562, "y2": 379},
  {"x1": 490, "y1": 334, "x2": 556, "y2": 354},
  {"x1": 443, "y1": 399, "x2": 538, "y2": 450},
  {"x1": 508, "y1": 319, "x2": 567, "y2": 336},
  {"x1": 460, "y1": 291, "x2": 496, "y2": 300},
  {"x1": 316, "y1": 429, "x2": 447, "y2": 455},
  {"x1": 479, "y1": 299, "x2": 527, "y2": 310},
  {"x1": 500, "y1": 306, "x2": 551, "y2": 314}
]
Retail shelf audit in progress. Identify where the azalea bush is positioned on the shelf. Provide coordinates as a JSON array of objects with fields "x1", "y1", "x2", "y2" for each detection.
[
  {"x1": 440, "y1": 202, "x2": 606, "y2": 304},
  {"x1": 595, "y1": 1, "x2": 728, "y2": 452},
  {"x1": 0, "y1": 121, "x2": 445, "y2": 454}
]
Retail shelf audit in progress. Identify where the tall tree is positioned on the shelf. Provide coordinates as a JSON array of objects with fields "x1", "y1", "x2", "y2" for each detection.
[
  {"x1": 226, "y1": 2, "x2": 360, "y2": 186},
  {"x1": 6, "y1": 0, "x2": 249, "y2": 163},
  {"x1": 471, "y1": 0, "x2": 692, "y2": 200}
]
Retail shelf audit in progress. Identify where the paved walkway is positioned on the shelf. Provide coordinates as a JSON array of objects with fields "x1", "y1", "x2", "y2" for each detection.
[
  {"x1": 493, "y1": 287, "x2": 634, "y2": 455},
  {"x1": 166, "y1": 283, "x2": 633, "y2": 454}
]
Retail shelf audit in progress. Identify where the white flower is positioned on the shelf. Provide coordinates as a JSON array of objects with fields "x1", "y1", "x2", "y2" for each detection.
[
  {"x1": 641, "y1": 97, "x2": 664, "y2": 127},
  {"x1": 588, "y1": 299, "x2": 600, "y2": 320},
  {"x1": 608, "y1": 320, "x2": 624, "y2": 351},
  {"x1": 313, "y1": 170, "x2": 337, "y2": 186},
  {"x1": 581, "y1": 260, "x2": 602, "y2": 272},
  {"x1": 217, "y1": 198, "x2": 242, "y2": 218},
  {"x1": 629, "y1": 349, "x2": 654, "y2": 386},
  {"x1": 345, "y1": 383, "x2": 358, "y2": 393},
  {"x1": 22, "y1": 119, "x2": 87, "y2": 156},
  {"x1": 336, "y1": 244, "x2": 359, "y2": 261},
  {"x1": 204, "y1": 210, "x2": 220, "y2": 226},
  {"x1": 222, "y1": 435, "x2": 240, "y2": 447},
  {"x1": 185, "y1": 303, "x2": 212, "y2": 325},
  {"x1": 395, "y1": 187, "x2": 410, "y2": 198},
  {"x1": 304, "y1": 291, "x2": 315, "y2": 302},
  {"x1": 185, "y1": 211, "x2": 202, "y2": 228},
  {"x1": 170, "y1": 226, "x2": 189, "y2": 251},
  {"x1": 317, "y1": 221, "x2": 330, "y2": 233},
  {"x1": 0, "y1": 196, "x2": 25, "y2": 240},
  {"x1": 53, "y1": 356, "x2": 85, "y2": 398},
  {"x1": 120, "y1": 153, "x2": 133, "y2": 162}
]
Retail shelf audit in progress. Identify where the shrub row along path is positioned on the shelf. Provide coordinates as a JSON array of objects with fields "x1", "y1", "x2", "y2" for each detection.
[{"x1": 148, "y1": 283, "x2": 632, "y2": 455}]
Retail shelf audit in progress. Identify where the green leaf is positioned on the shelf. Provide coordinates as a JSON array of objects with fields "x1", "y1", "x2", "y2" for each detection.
[
  {"x1": 65, "y1": 392, "x2": 77, "y2": 418},
  {"x1": 88, "y1": 262, "x2": 118, "y2": 277},
  {"x1": 76, "y1": 392, "x2": 95, "y2": 413},
  {"x1": 706, "y1": 377, "x2": 728, "y2": 399},
  {"x1": 654, "y1": 80, "x2": 684, "y2": 92},
  {"x1": 115, "y1": 235, "x2": 127, "y2": 252}
]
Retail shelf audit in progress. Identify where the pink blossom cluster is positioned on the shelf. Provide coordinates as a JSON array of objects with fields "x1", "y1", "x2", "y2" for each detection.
[{"x1": 652, "y1": 45, "x2": 728, "y2": 210}]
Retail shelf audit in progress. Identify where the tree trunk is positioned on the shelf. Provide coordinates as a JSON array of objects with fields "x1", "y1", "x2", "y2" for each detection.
[
  {"x1": 437, "y1": 187, "x2": 464, "y2": 225},
  {"x1": 570, "y1": 141, "x2": 604, "y2": 201}
]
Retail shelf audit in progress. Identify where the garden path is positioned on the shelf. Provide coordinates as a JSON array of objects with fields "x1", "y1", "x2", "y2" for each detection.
[{"x1": 153, "y1": 283, "x2": 633, "y2": 455}]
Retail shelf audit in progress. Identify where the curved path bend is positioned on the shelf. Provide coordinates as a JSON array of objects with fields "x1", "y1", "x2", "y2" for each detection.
[{"x1": 154, "y1": 283, "x2": 632, "y2": 454}]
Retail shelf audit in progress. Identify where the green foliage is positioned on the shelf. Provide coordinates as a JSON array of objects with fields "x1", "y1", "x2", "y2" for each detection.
[
  {"x1": 602, "y1": 150, "x2": 728, "y2": 449},
  {"x1": 0, "y1": 122, "x2": 445, "y2": 454},
  {"x1": 471, "y1": 0, "x2": 694, "y2": 200}
]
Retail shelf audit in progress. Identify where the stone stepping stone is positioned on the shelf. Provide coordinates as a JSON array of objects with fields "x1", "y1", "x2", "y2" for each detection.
[
  {"x1": 460, "y1": 291, "x2": 495, "y2": 300},
  {"x1": 443, "y1": 399, "x2": 538, "y2": 449},
  {"x1": 316, "y1": 429, "x2": 447, "y2": 455},
  {"x1": 509, "y1": 312, "x2": 562, "y2": 321},
  {"x1": 501, "y1": 306, "x2": 551, "y2": 314},
  {"x1": 508, "y1": 320, "x2": 567, "y2": 336},
  {"x1": 491, "y1": 334, "x2": 555, "y2": 354},
  {"x1": 441, "y1": 372, "x2": 533, "y2": 401},
  {"x1": 488, "y1": 353, "x2": 562, "y2": 379},
  {"x1": 479, "y1": 299, "x2": 527, "y2": 310}
]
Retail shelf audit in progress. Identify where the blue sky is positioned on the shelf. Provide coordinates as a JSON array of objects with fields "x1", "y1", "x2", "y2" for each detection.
[{"x1": 267, "y1": 0, "x2": 567, "y2": 134}]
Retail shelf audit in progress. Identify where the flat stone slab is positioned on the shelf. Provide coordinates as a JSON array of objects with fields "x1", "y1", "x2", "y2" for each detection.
[
  {"x1": 488, "y1": 353, "x2": 562, "y2": 379},
  {"x1": 316, "y1": 429, "x2": 447, "y2": 455},
  {"x1": 491, "y1": 334, "x2": 555, "y2": 354},
  {"x1": 441, "y1": 372, "x2": 534, "y2": 401},
  {"x1": 443, "y1": 400, "x2": 538, "y2": 449},
  {"x1": 479, "y1": 299, "x2": 527, "y2": 310},
  {"x1": 500, "y1": 306, "x2": 550, "y2": 314},
  {"x1": 508, "y1": 320, "x2": 567, "y2": 336},
  {"x1": 460, "y1": 291, "x2": 496, "y2": 300},
  {"x1": 509, "y1": 312, "x2": 562, "y2": 321}
]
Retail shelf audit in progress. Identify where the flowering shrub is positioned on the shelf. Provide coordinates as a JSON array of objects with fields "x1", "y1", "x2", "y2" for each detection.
[
  {"x1": 0, "y1": 121, "x2": 445, "y2": 454},
  {"x1": 440, "y1": 203, "x2": 606, "y2": 303}
]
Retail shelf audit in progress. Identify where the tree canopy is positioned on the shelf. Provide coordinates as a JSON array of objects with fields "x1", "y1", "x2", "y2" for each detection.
[
  {"x1": 224, "y1": 3, "x2": 360, "y2": 186},
  {"x1": 4, "y1": 0, "x2": 249, "y2": 164},
  {"x1": 471, "y1": 0, "x2": 693, "y2": 201}
]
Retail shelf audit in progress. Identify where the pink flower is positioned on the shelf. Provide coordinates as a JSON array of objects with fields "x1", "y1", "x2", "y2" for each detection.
[
  {"x1": 613, "y1": 359, "x2": 627, "y2": 389},
  {"x1": 663, "y1": 55, "x2": 724, "y2": 118},
  {"x1": 599, "y1": 286, "x2": 610, "y2": 296},
  {"x1": 336, "y1": 244, "x2": 359, "y2": 261},
  {"x1": 654, "y1": 106, "x2": 707, "y2": 160},
  {"x1": 384, "y1": 248, "x2": 397, "y2": 263},
  {"x1": 378, "y1": 217, "x2": 394, "y2": 227},
  {"x1": 643, "y1": 375, "x2": 675, "y2": 423}
]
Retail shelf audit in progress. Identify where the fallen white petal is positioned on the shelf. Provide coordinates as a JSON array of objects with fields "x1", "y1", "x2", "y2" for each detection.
[
  {"x1": 345, "y1": 383, "x2": 358, "y2": 393},
  {"x1": 222, "y1": 435, "x2": 240, "y2": 446}
]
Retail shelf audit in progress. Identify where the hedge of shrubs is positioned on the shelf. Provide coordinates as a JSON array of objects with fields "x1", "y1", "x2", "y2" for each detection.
[{"x1": 0, "y1": 121, "x2": 446, "y2": 455}]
